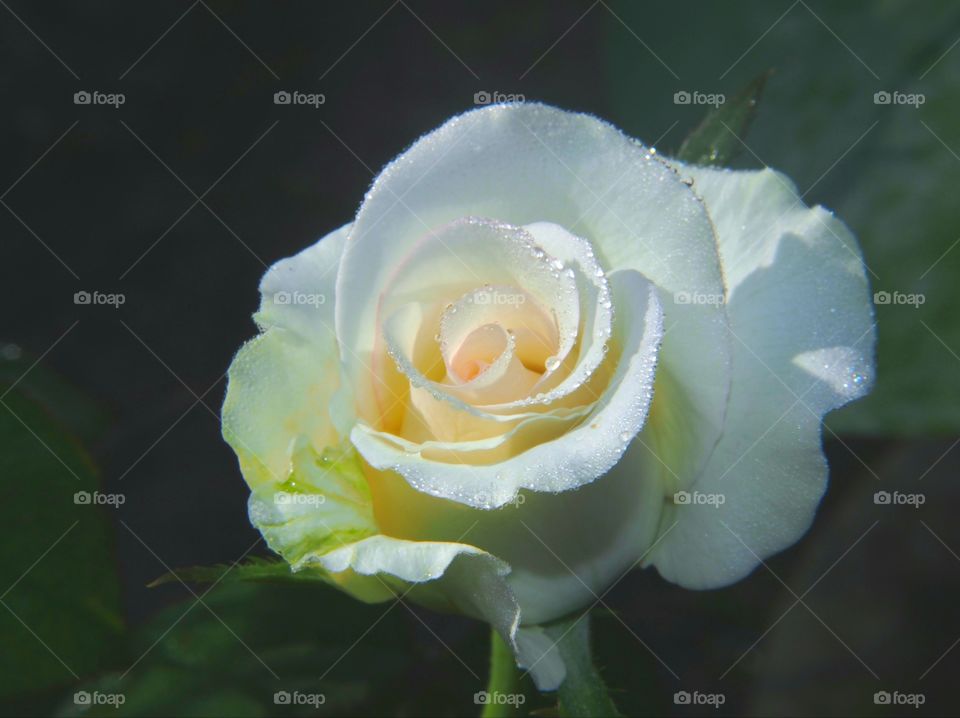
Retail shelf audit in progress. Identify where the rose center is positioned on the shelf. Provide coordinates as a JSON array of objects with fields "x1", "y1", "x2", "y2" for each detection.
[
  {"x1": 450, "y1": 323, "x2": 506, "y2": 381},
  {"x1": 438, "y1": 285, "x2": 561, "y2": 392}
]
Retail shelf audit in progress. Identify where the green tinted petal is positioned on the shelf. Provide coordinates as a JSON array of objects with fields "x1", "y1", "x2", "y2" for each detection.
[{"x1": 247, "y1": 441, "x2": 378, "y2": 568}]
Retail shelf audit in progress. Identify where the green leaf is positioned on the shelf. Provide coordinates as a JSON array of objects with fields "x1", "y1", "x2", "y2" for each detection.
[
  {"x1": 148, "y1": 557, "x2": 328, "y2": 588},
  {"x1": 676, "y1": 71, "x2": 771, "y2": 166},
  {"x1": 0, "y1": 341, "x2": 110, "y2": 446},
  {"x1": 544, "y1": 613, "x2": 622, "y2": 718},
  {"x1": 0, "y1": 389, "x2": 123, "y2": 700},
  {"x1": 62, "y1": 581, "x2": 489, "y2": 717}
]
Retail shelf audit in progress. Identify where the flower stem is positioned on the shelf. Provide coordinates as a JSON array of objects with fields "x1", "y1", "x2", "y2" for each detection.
[{"x1": 481, "y1": 630, "x2": 524, "y2": 717}]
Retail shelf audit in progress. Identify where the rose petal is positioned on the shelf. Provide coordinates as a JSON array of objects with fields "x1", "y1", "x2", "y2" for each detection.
[
  {"x1": 222, "y1": 328, "x2": 340, "y2": 488},
  {"x1": 307, "y1": 535, "x2": 565, "y2": 691},
  {"x1": 365, "y1": 431, "x2": 666, "y2": 625},
  {"x1": 222, "y1": 225, "x2": 349, "y2": 486},
  {"x1": 359, "y1": 218, "x2": 582, "y2": 427},
  {"x1": 256, "y1": 224, "x2": 348, "y2": 339},
  {"x1": 351, "y1": 269, "x2": 664, "y2": 508},
  {"x1": 244, "y1": 444, "x2": 566, "y2": 690},
  {"x1": 645, "y1": 166, "x2": 876, "y2": 587},
  {"x1": 335, "y1": 103, "x2": 731, "y2": 494}
]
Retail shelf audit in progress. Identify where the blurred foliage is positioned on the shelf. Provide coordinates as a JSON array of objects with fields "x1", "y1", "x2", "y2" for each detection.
[
  {"x1": 147, "y1": 557, "x2": 325, "y2": 588},
  {"x1": 0, "y1": 387, "x2": 122, "y2": 701},
  {"x1": 605, "y1": 0, "x2": 960, "y2": 435},
  {"x1": 57, "y1": 582, "x2": 415, "y2": 717},
  {"x1": 0, "y1": 342, "x2": 110, "y2": 446}
]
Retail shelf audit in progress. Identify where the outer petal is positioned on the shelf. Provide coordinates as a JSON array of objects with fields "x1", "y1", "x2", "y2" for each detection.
[
  {"x1": 367, "y1": 433, "x2": 667, "y2": 625},
  {"x1": 256, "y1": 224, "x2": 349, "y2": 341},
  {"x1": 222, "y1": 329, "x2": 341, "y2": 488},
  {"x1": 312, "y1": 535, "x2": 565, "y2": 690},
  {"x1": 222, "y1": 225, "x2": 349, "y2": 488},
  {"x1": 239, "y1": 435, "x2": 566, "y2": 689},
  {"x1": 646, "y1": 166, "x2": 876, "y2": 587}
]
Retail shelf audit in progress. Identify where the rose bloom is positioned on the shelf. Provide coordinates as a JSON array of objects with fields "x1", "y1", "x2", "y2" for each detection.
[{"x1": 222, "y1": 103, "x2": 874, "y2": 688}]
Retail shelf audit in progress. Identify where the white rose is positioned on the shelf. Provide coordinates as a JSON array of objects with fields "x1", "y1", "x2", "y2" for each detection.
[{"x1": 222, "y1": 103, "x2": 874, "y2": 690}]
